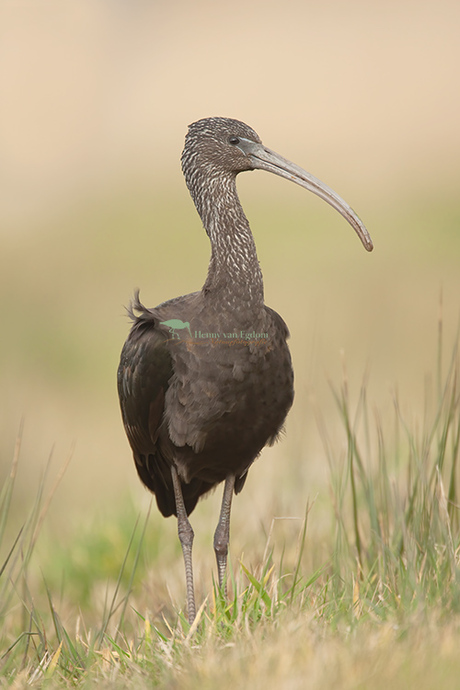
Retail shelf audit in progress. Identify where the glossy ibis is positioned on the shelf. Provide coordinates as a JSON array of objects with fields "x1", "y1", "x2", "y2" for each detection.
[{"x1": 117, "y1": 117, "x2": 373, "y2": 623}]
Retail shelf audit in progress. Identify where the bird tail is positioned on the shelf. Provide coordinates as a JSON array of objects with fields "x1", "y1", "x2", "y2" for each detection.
[{"x1": 126, "y1": 288, "x2": 146, "y2": 321}]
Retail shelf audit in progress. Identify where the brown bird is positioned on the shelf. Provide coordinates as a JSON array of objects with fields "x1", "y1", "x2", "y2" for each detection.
[{"x1": 117, "y1": 117, "x2": 373, "y2": 623}]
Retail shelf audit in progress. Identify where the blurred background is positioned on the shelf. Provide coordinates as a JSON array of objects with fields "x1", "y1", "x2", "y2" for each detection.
[{"x1": 1, "y1": 0, "x2": 459, "y2": 585}]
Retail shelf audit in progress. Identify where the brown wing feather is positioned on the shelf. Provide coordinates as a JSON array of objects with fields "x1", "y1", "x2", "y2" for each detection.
[{"x1": 117, "y1": 295, "x2": 216, "y2": 517}]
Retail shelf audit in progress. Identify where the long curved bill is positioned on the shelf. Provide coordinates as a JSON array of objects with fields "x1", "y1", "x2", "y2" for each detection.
[{"x1": 240, "y1": 139, "x2": 373, "y2": 252}]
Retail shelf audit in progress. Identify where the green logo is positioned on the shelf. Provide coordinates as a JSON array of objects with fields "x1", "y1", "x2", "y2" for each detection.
[
  {"x1": 161, "y1": 318, "x2": 269, "y2": 347},
  {"x1": 160, "y1": 319, "x2": 192, "y2": 339}
]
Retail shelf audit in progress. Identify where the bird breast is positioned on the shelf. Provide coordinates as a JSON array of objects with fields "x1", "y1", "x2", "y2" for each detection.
[{"x1": 161, "y1": 306, "x2": 294, "y2": 483}]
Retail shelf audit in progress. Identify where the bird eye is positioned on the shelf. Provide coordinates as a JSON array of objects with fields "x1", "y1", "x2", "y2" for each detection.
[{"x1": 229, "y1": 136, "x2": 240, "y2": 145}]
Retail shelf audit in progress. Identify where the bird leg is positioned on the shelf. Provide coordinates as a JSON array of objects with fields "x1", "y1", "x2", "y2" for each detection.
[
  {"x1": 171, "y1": 464, "x2": 196, "y2": 624},
  {"x1": 213, "y1": 474, "x2": 236, "y2": 597}
]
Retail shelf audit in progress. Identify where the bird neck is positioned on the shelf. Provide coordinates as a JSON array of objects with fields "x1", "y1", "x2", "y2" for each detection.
[{"x1": 194, "y1": 175, "x2": 265, "y2": 313}]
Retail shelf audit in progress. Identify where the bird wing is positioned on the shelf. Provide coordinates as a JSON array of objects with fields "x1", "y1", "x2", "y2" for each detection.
[
  {"x1": 117, "y1": 297, "x2": 178, "y2": 514},
  {"x1": 118, "y1": 291, "x2": 214, "y2": 517}
]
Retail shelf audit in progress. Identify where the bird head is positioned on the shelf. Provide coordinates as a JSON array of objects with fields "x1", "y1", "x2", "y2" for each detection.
[
  {"x1": 181, "y1": 117, "x2": 373, "y2": 252},
  {"x1": 181, "y1": 117, "x2": 262, "y2": 180}
]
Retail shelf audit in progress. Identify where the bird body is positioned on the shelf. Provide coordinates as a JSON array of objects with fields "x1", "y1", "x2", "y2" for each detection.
[
  {"x1": 117, "y1": 117, "x2": 373, "y2": 623},
  {"x1": 118, "y1": 289, "x2": 293, "y2": 517}
]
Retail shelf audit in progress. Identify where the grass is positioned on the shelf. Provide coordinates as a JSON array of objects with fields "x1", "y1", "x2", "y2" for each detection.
[{"x1": 1, "y1": 320, "x2": 460, "y2": 688}]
